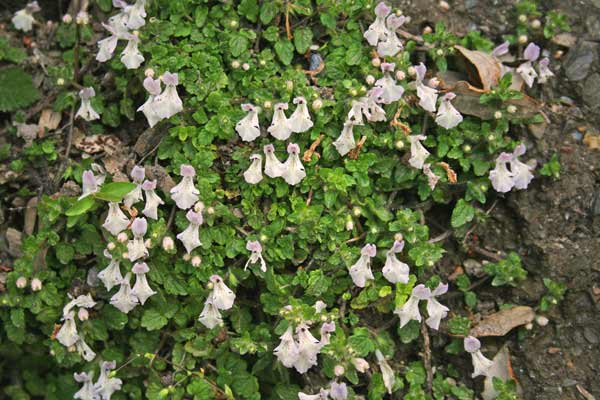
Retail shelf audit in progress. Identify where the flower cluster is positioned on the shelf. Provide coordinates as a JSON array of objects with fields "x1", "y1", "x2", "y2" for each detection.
[
  {"x1": 463, "y1": 336, "x2": 494, "y2": 378},
  {"x1": 73, "y1": 361, "x2": 122, "y2": 400},
  {"x1": 299, "y1": 381, "x2": 348, "y2": 400},
  {"x1": 199, "y1": 275, "x2": 236, "y2": 329},
  {"x1": 363, "y1": 2, "x2": 405, "y2": 57},
  {"x1": 394, "y1": 282, "x2": 449, "y2": 330},
  {"x1": 349, "y1": 241, "x2": 410, "y2": 287},
  {"x1": 243, "y1": 143, "x2": 306, "y2": 186},
  {"x1": 489, "y1": 144, "x2": 534, "y2": 193},
  {"x1": 55, "y1": 294, "x2": 97, "y2": 361},
  {"x1": 138, "y1": 72, "x2": 184, "y2": 127}
]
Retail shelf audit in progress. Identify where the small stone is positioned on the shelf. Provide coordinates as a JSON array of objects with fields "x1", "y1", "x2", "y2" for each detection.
[
  {"x1": 552, "y1": 33, "x2": 577, "y2": 48},
  {"x1": 563, "y1": 41, "x2": 598, "y2": 82},
  {"x1": 465, "y1": 0, "x2": 478, "y2": 9},
  {"x1": 463, "y1": 259, "x2": 485, "y2": 277},
  {"x1": 582, "y1": 73, "x2": 600, "y2": 109},
  {"x1": 583, "y1": 326, "x2": 599, "y2": 344}
]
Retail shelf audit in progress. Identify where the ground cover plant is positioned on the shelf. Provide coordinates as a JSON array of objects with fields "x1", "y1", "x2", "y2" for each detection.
[{"x1": 0, "y1": 0, "x2": 584, "y2": 399}]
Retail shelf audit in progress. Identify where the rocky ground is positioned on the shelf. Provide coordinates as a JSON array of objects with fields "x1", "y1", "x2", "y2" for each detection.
[{"x1": 397, "y1": 0, "x2": 600, "y2": 398}]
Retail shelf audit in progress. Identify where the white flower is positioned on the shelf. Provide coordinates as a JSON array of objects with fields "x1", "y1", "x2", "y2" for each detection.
[
  {"x1": 377, "y1": 15, "x2": 405, "y2": 57},
  {"x1": 198, "y1": 298, "x2": 223, "y2": 329},
  {"x1": 349, "y1": 243, "x2": 376, "y2": 287},
  {"x1": 363, "y1": 87, "x2": 387, "y2": 122},
  {"x1": 76, "y1": 87, "x2": 100, "y2": 121},
  {"x1": 375, "y1": 63, "x2": 404, "y2": 104},
  {"x1": 346, "y1": 100, "x2": 366, "y2": 125},
  {"x1": 75, "y1": 337, "x2": 96, "y2": 362},
  {"x1": 124, "y1": 0, "x2": 147, "y2": 30},
  {"x1": 141, "y1": 180, "x2": 164, "y2": 219},
  {"x1": 98, "y1": 251, "x2": 123, "y2": 291},
  {"x1": 352, "y1": 357, "x2": 370, "y2": 373},
  {"x1": 319, "y1": 321, "x2": 335, "y2": 347},
  {"x1": 464, "y1": 336, "x2": 494, "y2": 378},
  {"x1": 120, "y1": 33, "x2": 144, "y2": 69},
  {"x1": 329, "y1": 382, "x2": 347, "y2": 400},
  {"x1": 102, "y1": 203, "x2": 130, "y2": 236},
  {"x1": 489, "y1": 152, "x2": 514, "y2": 193},
  {"x1": 274, "y1": 326, "x2": 300, "y2": 368},
  {"x1": 56, "y1": 311, "x2": 79, "y2": 347},
  {"x1": 408, "y1": 134, "x2": 430, "y2": 169},
  {"x1": 176, "y1": 210, "x2": 203, "y2": 254},
  {"x1": 537, "y1": 57, "x2": 554, "y2": 84},
  {"x1": 394, "y1": 284, "x2": 430, "y2": 328},
  {"x1": 510, "y1": 144, "x2": 534, "y2": 190},
  {"x1": 131, "y1": 262, "x2": 156, "y2": 305},
  {"x1": 94, "y1": 361, "x2": 123, "y2": 400},
  {"x1": 382, "y1": 240, "x2": 409, "y2": 284},
  {"x1": 298, "y1": 391, "x2": 329, "y2": 400},
  {"x1": 96, "y1": 19, "x2": 127, "y2": 62},
  {"x1": 423, "y1": 163, "x2": 439, "y2": 190},
  {"x1": 294, "y1": 323, "x2": 321, "y2": 374},
  {"x1": 268, "y1": 103, "x2": 292, "y2": 140},
  {"x1": 435, "y1": 92, "x2": 463, "y2": 129},
  {"x1": 282, "y1": 143, "x2": 306, "y2": 185},
  {"x1": 414, "y1": 63, "x2": 438, "y2": 112},
  {"x1": 73, "y1": 372, "x2": 95, "y2": 400},
  {"x1": 364, "y1": 2, "x2": 391, "y2": 46},
  {"x1": 62, "y1": 294, "x2": 96, "y2": 316},
  {"x1": 375, "y1": 349, "x2": 395, "y2": 394},
  {"x1": 425, "y1": 282, "x2": 449, "y2": 330},
  {"x1": 517, "y1": 43, "x2": 540, "y2": 88},
  {"x1": 288, "y1": 97, "x2": 313, "y2": 133},
  {"x1": 334, "y1": 122, "x2": 356, "y2": 157},
  {"x1": 209, "y1": 275, "x2": 235, "y2": 310},
  {"x1": 244, "y1": 240, "x2": 267, "y2": 272},
  {"x1": 127, "y1": 217, "x2": 148, "y2": 262},
  {"x1": 243, "y1": 154, "x2": 263, "y2": 184},
  {"x1": 491, "y1": 41, "x2": 510, "y2": 58},
  {"x1": 110, "y1": 273, "x2": 139, "y2": 313},
  {"x1": 137, "y1": 77, "x2": 162, "y2": 127},
  {"x1": 263, "y1": 144, "x2": 285, "y2": 178},
  {"x1": 314, "y1": 300, "x2": 327, "y2": 313},
  {"x1": 236, "y1": 104, "x2": 261, "y2": 142},
  {"x1": 123, "y1": 165, "x2": 145, "y2": 208},
  {"x1": 153, "y1": 72, "x2": 183, "y2": 119},
  {"x1": 170, "y1": 164, "x2": 200, "y2": 209},
  {"x1": 12, "y1": 2, "x2": 39, "y2": 32},
  {"x1": 79, "y1": 169, "x2": 105, "y2": 200}
]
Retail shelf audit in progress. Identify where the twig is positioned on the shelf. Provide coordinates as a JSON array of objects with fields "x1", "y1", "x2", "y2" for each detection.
[
  {"x1": 470, "y1": 246, "x2": 504, "y2": 262},
  {"x1": 285, "y1": 2, "x2": 293, "y2": 40},
  {"x1": 305, "y1": 189, "x2": 313, "y2": 206},
  {"x1": 427, "y1": 230, "x2": 452, "y2": 244},
  {"x1": 165, "y1": 206, "x2": 177, "y2": 231},
  {"x1": 421, "y1": 322, "x2": 433, "y2": 396},
  {"x1": 303, "y1": 133, "x2": 324, "y2": 162},
  {"x1": 348, "y1": 136, "x2": 367, "y2": 159},
  {"x1": 345, "y1": 232, "x2": 366, "y2": 244}
]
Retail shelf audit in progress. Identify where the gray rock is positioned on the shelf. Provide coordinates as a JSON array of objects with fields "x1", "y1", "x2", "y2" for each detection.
[
  {"x1": 465, "y1": 0, "x2": 478, "y2": 9},
  {"x1": 583, "y1": 326, "x2": 599, "y2": 344},
  {"x1": 585, "y1": 16, "x2": 600, "y2": 41},
  {"x1": 563, "y1": 41, "x2": 598, "y2": 82},
  {"x1": 582, "y1": 73, "x2": 600, "y2": 109}
]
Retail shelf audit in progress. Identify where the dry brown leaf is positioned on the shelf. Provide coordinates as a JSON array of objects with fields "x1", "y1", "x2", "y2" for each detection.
[
  {"x1": 583, "y1": 133, "x2": 600, "y2": 150},
  {"x1": 24, "y1": 197, "x2": 38, "y2": 235},
  {"x1": 576, "y1": 384, "x2": 596, "y2": 400},
  {"x1": 5, "y1": 228, "x2": 23, "y2": 257},
  {"x1": 37, "y1": 109, "x2": 62, "y2": 137},
  {"x1": 470, "y1": 306, "x2": 535, "y2": 337},
  {"x1": 454, "y1": 45, "x2": 502, "y2": 91},
  {"x1": 436, "y1": 162, "x2": 457, "y2": 183},
  {"x1": 147, "y1": 165, "x2": 176, "y2": 194},
  {"x1": 72, "y1": 130, "x2": 123, "y2": 155}
]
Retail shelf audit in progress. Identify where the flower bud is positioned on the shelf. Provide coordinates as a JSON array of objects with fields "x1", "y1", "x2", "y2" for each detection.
[
  {"x1": 518, "y1": 14, "x2": 527, "y2": 23},
  {"x1": 75, "y1": 11, "x2": 89, "y2": 25},
  {"x1": 359, "y1": 86, "x2": 367, "y2": 94},
  {"x1": 229, "y1": 20, "x2": 239, "y2": 28},
  {"x1": 439, "y1": 1, "x2": 450, "y2": 11},
  {"x1": 242, "y1": 63, "x2": 250, "y2": 71},
  {"x1": 56, "y1": 78, "x2": 65, "y2": 86},
  {"x1": 78, "y1": 308, "x2": 89, "y2": 321},
  {"x1": 207, "y1": 206, "x2": 215, "y2": 215},
  {"x1": 16, "y1": 276, "x2": 27, "y2": 289},
  {"x1": 366, "y1": 75, "x2": 375, "y2": 85},
  {"x1": 436, "y1": 49, "x2": 444, "y2": 57},
  {"x1": 422, "y1": 26, "x2": 433, "y2": 35},
  {"x1": 285, "y1": 80, "x2": 294, "y2": 91},
  {"x1": 312, "y1": 98, "x2": 323, "y2": 111},
  {"x1": 345, "y1": 220, "x2": 354, "y2": 231},
  {"x1": 531, "y1": 19, "x2": 541, "y2": 29},
  {"x1": 352, "y1": 207, "x2": 361, "y2": 217},
  {"x1": 145, "y1": 68, "x2": 155, "y2": 78},
  {"x1": 394, "y1": 233, "x2": 404, "y2": 242},
  {"x1": 107, "y1": 242, "x2": 116, "y2": 251},
  {"x1": 207, "y1": 281, "x2": 214, "y2": 290},
  {"x1": 352, "y1": 357, "x2": 370, "y2": 373},
  {"x1": 395, "y1": 140, "x2": 405, "y2": 150},
  {"x1": 395, "y1": 9, "x2": 403, "y2": 16},
  {"x1": 334, "y1": 365, "x2": 345, "y2": 376},
  {"x1": 231, "y1": 60, "x2": 241, "y2": 69},
  {"x1": 162, "y1": 236, "x2": 174, "y2": 251},
  {"x1": 183, "y1": 253, "x2": 191, "y2": 262},
  {"x1": 507, "y1": 105, "x2": 517, "y2": 114},
  {"x1": 117, "y1": 232, "x2": 128, "y2": 243},
  {"x1": 191, "y1": 256, "x2": 202, "y2": 267},
  {"x1": 193, "y1": 201, "x2": 205, "y2": 213},
  {"x1": 263, "y1": 100, "x2": 272, "y2": 109},
  {"x1": 494, "y1": 111, "x2": 503, "y2": 120},
  {"x1": 62, "y1": 14, "x2": 72, "y2": 24},
  {"x1": 462, "y1": 144, "x2": 472, "y2": 153},
  {"x1": 145, "y1": 239, "x2": 152, "y2": 248},
  {"x1": 407, "y1": 66, "x2": 417, "y2": 77},
  {"x1": 518, "y1": 35, "x2": 528, "y2": 45},
  {"x1": 349, "y1": 88, "x2": 358, "y2": 97},
  {"x1": 371, "y1": 58, "x2": 381, "y2": 67},
  {"x1": 31, "y1": 278, "x2": 42, "y2": 291},
  {"x1": 122, "y1": 252, "x2": 129, "y2": 259},
  {"x1": 395, "y1": 70, "x2": 406, "y2": 80},
  {"x1": 536, "y1": 315, "x2": 549, "y2": 326},
  {"x1": 259, "y1": 234, "x2": 268, "y2": 242}
]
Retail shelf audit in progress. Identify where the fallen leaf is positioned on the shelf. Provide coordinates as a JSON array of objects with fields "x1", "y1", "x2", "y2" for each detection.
[
  {"x1": 454, "y1": 45, "x2": 502, "y2": 91},
  {"x1": 576, "y1": 384, "x2": 596, "y2": 400},
  {"x1": 72, "y1": 129, "x2": 123, "y2": 155},
  {"x1": 147, "y1": 165, "x2": 176, "y2": 194},
  {"x1": 23, "y1": 197, "x2": 38, "y2": 235},
  {"x1": 5, "y1": 228, "x2": 23, "y2": 257},
  {"x1": 470, "y1": 306, "x2": 535, "y2": 337},
  {"x1": 37, "y1": 109, "x2": 61, "y2": 137},
  {"x1": 552, "y1": 33, "x2": 577, "y2": 48},
  {"x1": 583, "y1": 133, "x2": 600, "y2": 150}
]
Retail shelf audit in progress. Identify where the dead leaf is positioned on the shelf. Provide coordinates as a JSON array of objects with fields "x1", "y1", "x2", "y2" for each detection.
[
  {"x1": 583, "y1": 133, "x2": 600, "y2": 150},
  {"x1": 436, "y1": 162, "x2": 457, "y2": 183},
  {"x1": 576, "y1": 384, "x2": 596, "y2": 400},
  {"x1": 37, "y1": 109, "x2": 62, "y2": 137},
  {"x1": 72, "y1": 130, "x2": 123, "y2": 155},
  {"x1": 552, "y1": 32, "x2": 577, "y2": 48},
  {"x1": 470, "y1": 306, "x2": 535, "y2": 337},
  {"x1": 454, "y1": 45, "x2": 502, "y2": 91},
  {"x1": 24, "y1": 197, "x2": 38, "y2": 235},
  {"x1": 147, "y1": 165, "x2": 176, "y2": 194},
  {"x1": 5, "y1": 228, "x2": 23, "y2": 257},
  {"x1": 134, "y1": 126, "x2": 165, "y2": 156},
  {"x1": 482, "y1": 346, "x2": 522, "y2": 400}
]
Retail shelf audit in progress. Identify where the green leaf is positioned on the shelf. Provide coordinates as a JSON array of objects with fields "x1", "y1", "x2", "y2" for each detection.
[
  {"x1": 229, "y1": 34, "x2": 249, "y2": 57},
  {"x1": 260, "y1": 1, "x2": 278, "y2": 24},
  {"x1": 451, "y1": 199, "x2": 475, "y2": 228},
  {"x1": 238, "y1": 0, "x2": 259, "y2": 23},
  {"x1": 95, "y1": 182, "x2": 136, "y2": 202},
  {"x1": 345, "y1": 43, "x2": 363, "y2": 66},
  {"x1": 0, "y1": 67, "x2": 40, "y2": 112},
  {"x1": 141, "y1": 309, "x2": 168, "y2": 331},
  {"x1": 274, "y1": 40, "x2": 294, "y2": 65},
  {"x1": 293, "y1": 28, "x2": 313, "y2": 54},
  {"x1": 65, "y1": 196, "x2": 95, "y2": 217}
]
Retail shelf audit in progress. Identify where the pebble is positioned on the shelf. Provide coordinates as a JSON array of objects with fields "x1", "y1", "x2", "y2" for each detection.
[
  {"x1": 571, "y1": 131, "x2": 583, "y2": 141},
  {"x1": 582, "y1": 73, "x2": 600, "y2": 109},
  {"x1": 583, "y1": 326, "x2": 599, "y2": 344},
  {"x1": 563, "y1": 41, "x2": 598, "y2": 82},
  {"x1": 465, "y1": 0, "x2": 478, "y2": 9}
]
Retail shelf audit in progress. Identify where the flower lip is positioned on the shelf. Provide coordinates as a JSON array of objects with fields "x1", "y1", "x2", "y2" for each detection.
[
  {"x1": 293, "y1": 96, "x2": 306, "y2": 104},
  {"x1": 374, "y1": 2, "x2": 391, "y2": 18},
  {"x1": 492, "y1": 41, "x2": 510, "y2": 57},
  {"x1": 132, "y1": 262, "x2": 149, "y2": 274},
  {"x1": 381, "y1": 62, "x2": 395, "y2": 72},
  {"x1": 80, "y1": 87, "x2": 95, "y2": 99},
  {"x1": 263, "y1": 144, "x2": 275, "y2": 153},
  {"x1": 185, "y1": 210, "x2": 203, "y2": 225},
  {"x1": 415, "y1": 63, "x2": 427, "y2": 81},
  {"x1": 497, "y1": 152, "x2": 513, "y2": 163},
  {"x1": 464, "y1": 336, "x2": 481, "y2": 353},
  {"x1": 241, "y1": 103, "x2": 256, "y2": 112},
  {"x1": 246, "y1": 240, "x2": 262, "y2": 252},
  {"x1": 390, "y1": 240, "x2": 405, "y2": 253},
  {"x1": 209, "y1": 275, "x2": 222, "y2": 283},
  {"x1": 275, "y1": 102, "x2": 289, "y2": 110},
  {"x1": 180, "y1": 164, "x2": 195, "y2": 177},
  {"x1": 287, "y1": 143, "x2": 300, "y2": 154},
  {"x1": 143, "y1": 77, "x2": 161, "y2": 95},
  {"x1": 249, "y1": 153, "x2": 262, "y2": 161},
  {"x1": 513, "y1": 143, "x2": 526, "y2": 157},
  {"x1": 131, "y1": 165, "x2": 145, "y2": 182},
  {"x1": 523, "y1": 42, "x2": 540, "y2": 62},
  {"x1": 361, "y1": 243, "x2": 377, "y2": 257},
  {"x1": 412, "y1": 284, "x2": 432, "y2": 299},
  {"x1": 162, "y1": 72, "x2": 179, "y2": 86},
  {"x1": 142, "y1": 179, "x2": 157, "y2": 190},
  {"x1": 442, "y1": 92, "x2": 456, "y2": 101}
]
